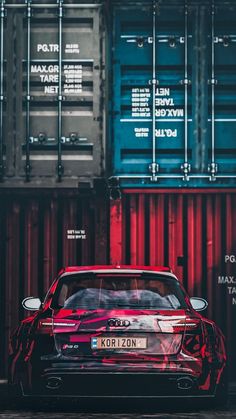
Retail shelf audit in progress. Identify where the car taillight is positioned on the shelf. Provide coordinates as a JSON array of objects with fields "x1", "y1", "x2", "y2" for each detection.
[
  {"x1": 158, "y1": 318, "x2": 201, "y2": 334},
  {"x1": 37, "y1": 318, "x2": 77, "y2": 334}
]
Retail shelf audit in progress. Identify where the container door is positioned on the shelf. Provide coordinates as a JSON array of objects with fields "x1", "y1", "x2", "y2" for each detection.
[
  {"x1": 112, "y1": 2, "x2": 194, "y2": 184},
  {"x1": 3, "y1": 1, "x2": 104, "y2": 186},
  {"x1": 207, "y1": 4, "x2": 236, "y2": 180}
]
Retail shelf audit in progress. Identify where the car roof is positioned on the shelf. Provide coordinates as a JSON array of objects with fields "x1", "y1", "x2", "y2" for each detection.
[{"x1": 58, "y1": 265, "x2": 178, "y2": 280}]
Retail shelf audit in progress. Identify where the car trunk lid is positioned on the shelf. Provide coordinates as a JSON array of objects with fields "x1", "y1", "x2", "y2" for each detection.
[{"x1": 44, "y1": 309, "x2": 198, "y2": 358}]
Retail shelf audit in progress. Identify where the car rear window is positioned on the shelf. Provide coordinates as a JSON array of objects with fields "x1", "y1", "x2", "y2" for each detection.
[{"x1": 52, "y1": 272, "x2": 188, "y2": 310}]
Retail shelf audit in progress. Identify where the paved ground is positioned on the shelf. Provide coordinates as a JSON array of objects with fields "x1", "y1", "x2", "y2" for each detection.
[
  {"x1": 1, "y1": 404, "x2": 236, "y2": 418},
  {"x1": 0, "y1": 381, "x2": 236, "y2": 418}
]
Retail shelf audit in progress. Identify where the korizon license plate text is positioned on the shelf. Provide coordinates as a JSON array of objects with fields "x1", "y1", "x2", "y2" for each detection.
[{"x1": 92, "y1": 337, "x2": 147, "y2": 349}]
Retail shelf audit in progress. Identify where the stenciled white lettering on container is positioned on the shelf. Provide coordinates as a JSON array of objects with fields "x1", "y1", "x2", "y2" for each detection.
[
  {"x1": 131, "y1": 88, "x2": 151, "y2": 117},
  {"x1": 31, "y1": 64, "x2": 83, "y2": 94},
  {"x1": 44, "y1": 86, "x2": 59, "y2": 94},
  {"x1": 37, "y1": 44, "x2": 59, "y2": 53},
  {"x1": 31, "y1": 64, "x2": 58, "y2": 94},
  {"x1": 217, "y1": 256, "x2": 236, "y2": 305},
  {"x1": 155, "y1": 88, "x2": 170, "y2": 96},
  {"x1": 134, "y1": 128, "x2": 149, "y2": 138},
  {"x1": 67, "y1": 229, "x2": 86, "y2": 240},
  {"x1": 155, "y1": 98, "x2": 175, "y2": 106},
  {"x1": 64, "y1": 65, "x2": 83, "y2": 93},
  {"x1": 156, "y1": 109, "x2": 184, "y2": 117},
  {"x1": 156, "y1": 129, "x2": 177, "y2": 138},
  {"x1": 155, "y1": 87, "x2": 184, "y2": 143},
  {"x1": 131, "y1": 86, "x2": 184, "y2": 140},
  {"x1": 36, "y1": 43, "x2": 80, "y2": 54},
  {"x1": 65, "y1": 44, "x2": 80, "y2": 54},
  {"x1": 39, "y1": 74, "x2": 58, "y2": 83},
  {"x1": 33, "y1": 43, "x2": 82, "y2": 94},
  {"x1": 31, "y1": 65, "x2": 59, "y2": 74}
]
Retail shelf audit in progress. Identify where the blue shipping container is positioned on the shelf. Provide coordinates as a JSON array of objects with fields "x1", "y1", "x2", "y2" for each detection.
[{"x1": 110, "y1": 0, "x2": 236, "y2": 187}]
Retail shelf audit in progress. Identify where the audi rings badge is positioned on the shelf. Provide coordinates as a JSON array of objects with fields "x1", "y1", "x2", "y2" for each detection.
[{"x1": 107, "y1": 318, "x2": 130, "y2": 327}]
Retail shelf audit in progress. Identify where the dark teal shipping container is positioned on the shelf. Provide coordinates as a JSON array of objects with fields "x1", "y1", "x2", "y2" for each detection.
[{"x1": 110, "y1": 0, "x2": 236, "y2": 187}]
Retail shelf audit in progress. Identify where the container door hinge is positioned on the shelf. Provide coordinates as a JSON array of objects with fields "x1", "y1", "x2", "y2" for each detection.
[
  {"x1": 149, "y1": 79, "x2": 159, "y2": 86},
  {"x1": 180, "y1": 79, "x2": 191, "y2": 85},
  {"x1": 181, "y1": 162, "x2": 191, "y2": 181},
  {"x1": 208, "y1": 162, "x2": 218, "y2": 181},
  {"x1": 57, "y1": 163, "x2": 64, "y2": 181},
  {"x1": 208, "y1": 78, "x2": 218, "y2": 85},
  {"x1": 25, "y1": 163, "x2": 31, "y2": 182},
  {"x1": 149, "y1": 162, "x2": 159, "y2": 182}
]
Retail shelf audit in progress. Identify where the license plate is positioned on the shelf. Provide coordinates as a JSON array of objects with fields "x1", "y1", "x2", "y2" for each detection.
[{"x1": 91, "y1": 337, "x2": 147, "y2": 350}]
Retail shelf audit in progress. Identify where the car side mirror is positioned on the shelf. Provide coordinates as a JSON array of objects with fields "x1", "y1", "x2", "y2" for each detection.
[
  {"x1": 190, "y1": 297, "x2": 208, "y2": 312},
  {"x1": 22, "y1": 297, "x2": 42, "y2": 311}
]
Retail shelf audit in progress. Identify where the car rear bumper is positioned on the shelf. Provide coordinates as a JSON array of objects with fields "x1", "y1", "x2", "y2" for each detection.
[{"x1": 21, "y1": 369, "x2": 216, "y2": 398}]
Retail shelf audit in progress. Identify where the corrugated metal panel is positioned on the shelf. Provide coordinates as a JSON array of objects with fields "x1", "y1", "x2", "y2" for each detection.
[
  {"x1": 211, "y1": 4, "x2": 236, "y2": 174},
  {"x1": 110, "y1": 190, "x2": 236, "y2": 379},
  {"x1": 0, "y1": 191, "x2": 108, "y2": 377},
  {"x1": 1, "y1": 1, "x2": 104, "y2": 186},
  {"x1": 110, "y1": 1, "x2": 236, "y2": 187}
]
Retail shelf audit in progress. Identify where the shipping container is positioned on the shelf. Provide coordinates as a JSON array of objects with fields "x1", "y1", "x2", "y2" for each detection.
[
  {"x1": 1, "y1": 0, "x2": 105, "y2": 187},
  {"x1": 0, "y1": 190, "x2": 236, "y2": 380},
  {"x1": 0, "y1": 190, "x2": 108, "y2": 378},
  {"x1": 110, "y1": 0, "x2": 236, "y2": 187},
  {"x1": 1, "y1": 0, "x2": 236, "y2": 188},
  {"x1": 0, "y1": 0, "x2": 236, "y2": 386},
  {"x1": 110, "y1": 189, "x2": 236, "y2": 379}
]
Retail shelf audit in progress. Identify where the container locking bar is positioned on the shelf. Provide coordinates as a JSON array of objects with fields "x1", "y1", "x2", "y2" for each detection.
[
  {"x1": 181, "y1": 2, "x2": 191, "y2": 181},
  {"x1": 25, "y1": 0, "x2": 31, "y2": 181},
  {"x1": 208, "y1": 1, "x2": 218, "y2": 181},
  {"x1": 149, "y1": 0, "x2": 159, "y2": 181},
  {"x1": 57, "y1": 0, "x2": 64, "y2": 181},
  {"x1": 0, "y1": 0, "x2": 5, "y2": 181}
]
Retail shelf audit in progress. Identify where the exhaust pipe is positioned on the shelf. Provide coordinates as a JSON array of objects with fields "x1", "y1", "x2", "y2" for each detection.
[
  {"x1": 177, "y1": 377, "x2": 194, "y2": 390},
  {"x1": 45, "y1": 376, "x2": 63, "y2": 390}
]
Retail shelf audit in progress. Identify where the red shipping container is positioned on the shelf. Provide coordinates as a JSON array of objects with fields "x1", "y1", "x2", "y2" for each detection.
[{"x1": 110, "y1": 189, "x2": 236, "y2": 380}]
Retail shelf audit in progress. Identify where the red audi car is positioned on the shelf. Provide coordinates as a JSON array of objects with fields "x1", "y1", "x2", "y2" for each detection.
[{"x1": 9, "y1": 265, "x2": 227, "y2": 405}]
